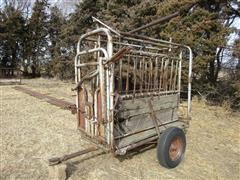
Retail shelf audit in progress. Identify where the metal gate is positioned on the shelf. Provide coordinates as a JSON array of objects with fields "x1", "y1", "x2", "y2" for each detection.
[{"x1": 74, "y1": 27, "x2": 115, "y2": 147}]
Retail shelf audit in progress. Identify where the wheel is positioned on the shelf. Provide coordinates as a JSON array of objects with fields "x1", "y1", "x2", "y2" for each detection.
[{"x1": 157, "y1": 127, "x2": 186, "y2": 168}]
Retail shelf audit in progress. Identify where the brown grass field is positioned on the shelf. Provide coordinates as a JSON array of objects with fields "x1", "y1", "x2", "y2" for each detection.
[{"x1": 1, "y1": 78, "x2": 239, "y2": 180}]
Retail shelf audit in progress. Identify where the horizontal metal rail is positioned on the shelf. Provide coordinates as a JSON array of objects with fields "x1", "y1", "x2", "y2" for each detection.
[{"x1": 120, "y1": 91, "x2": 178, "y2": 100}]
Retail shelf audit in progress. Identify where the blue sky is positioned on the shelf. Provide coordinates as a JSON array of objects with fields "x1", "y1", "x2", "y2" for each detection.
[{"x1": 229, "y1": 17, "x2": 240, "y2": 45}]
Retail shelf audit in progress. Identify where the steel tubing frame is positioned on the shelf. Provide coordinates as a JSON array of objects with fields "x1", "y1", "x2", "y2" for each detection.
[{"x1": 74, "y1": 17, "x2": 193, "y2": 152}]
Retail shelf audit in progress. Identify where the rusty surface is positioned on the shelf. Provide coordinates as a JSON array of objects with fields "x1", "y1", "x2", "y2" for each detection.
[
  {"x1": 78, "y1": 88, "x2": 86, "y2": 129},
  {"x1": 169, "y1": 136, "x2": 183, "y2": 161},
  {"x1": 105, "y1": 47, "x2": 131, "y2": 65},
  {"x1": 13, "y1": 86, "x2": 76, "y2": 113},
  {"x1": 114, "y1": 120, "x2": 179, "y2": 140},
  {"x1": 48, "y1": 146, "x2": 98, "y2": 166},
  {"x1": 73, "y1": 18, "x2": 192, "y2": 151},
  {"x1": 128, "y1": 12, "x2": 179, "y2": 34},
  {"x1": 97, "y1": 90, "x2": 105, "y2": 138},
  {"x1": 148, "y1": 99, "x2": 161, "y2": 137}
]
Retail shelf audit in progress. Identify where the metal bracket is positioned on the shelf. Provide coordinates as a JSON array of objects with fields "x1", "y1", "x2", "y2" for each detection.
[{"x1": 148, "y1": 99, "x2": 161, "y2": 137}]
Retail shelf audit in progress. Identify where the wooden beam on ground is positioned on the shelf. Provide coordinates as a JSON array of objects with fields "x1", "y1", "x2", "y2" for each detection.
[{"x1": 13, "y1": 86, "x2": 77, "y2": 114}]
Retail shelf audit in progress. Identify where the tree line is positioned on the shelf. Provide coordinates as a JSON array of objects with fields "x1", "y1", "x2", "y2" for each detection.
[{"x1": 0, "y1": 0, "x2": 239, "y2": 109}]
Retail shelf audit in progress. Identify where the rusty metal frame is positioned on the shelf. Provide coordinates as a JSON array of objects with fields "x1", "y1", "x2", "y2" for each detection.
[{"x1": 74, "y1": 17, "x2": 193, "y2": 153}]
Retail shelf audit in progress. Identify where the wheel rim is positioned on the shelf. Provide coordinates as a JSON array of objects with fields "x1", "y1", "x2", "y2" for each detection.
[{"x1": 169, "y1": 137, "x2": 183, "y2": 161}]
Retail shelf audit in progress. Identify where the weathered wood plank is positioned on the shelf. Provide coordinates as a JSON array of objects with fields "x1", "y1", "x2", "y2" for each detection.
[
  {"x1": 115, "y1": 121, "x2": 185, "y2": 148},
  {"x1": 114, "y1": 94, "x2": 180, "y2": 148},
  {"x1": 117, "y1": 94, "x2": 178, "y2": 129},
  {"x1": 115, "y1": 108, "x2": 178, "y2": 135},
  {"x1": 118, "y1": 100, "x2": 178, "y2": 119},
  {"x1": 119, "y1": 94, "x2": 178, "y2": 111}
]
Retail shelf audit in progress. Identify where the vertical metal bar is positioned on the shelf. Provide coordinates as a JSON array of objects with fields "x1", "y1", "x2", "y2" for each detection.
[
  {"x1": 154, "y1": 57, "x2": 159, "y2": 89},
  {"x1": 133, "y1": 58, "x2": 137, "y2": 97},
  {"x1": 119, "y1": 59, "x2": 122, "y2": 92},
  {"x1": 107, "y1": 32, "x2": 114, "y2": 147},
  {"x1": 159, "y1": 58, "x2": 164, "y2": 92},
  {"x1": 74, "y1": 55, "x2": 80, "y2": 83},
  {"x1": 78, "y1": 88, "x2": 86, "y2": 129},
  {"x1": 143, "y1": 58, "x2": 146, "y2": 91},
  {"x1": 147, "y1": 61, "x2": 151, "y2": 91},
  {"x1": 164, "y1": 58, "x2": 169, "y2": 91},
  {"x1": 125, "y1": 55, "x2": 130, "y2": 94},
  {"x1": 99, "y1": 57, "x2": 107, "y2": 125},
  {"x1": 148, "y1": 99, "x2": 160, "y2": 137},
  {"x1": 186, "y1": 47, "x2": 193, "y2": 118},
  {"x1": 90, "y1": 80, "x2": 95, "y2": 137},
  {"x1": 106, "y1": 65, "x2": 110, "y2": 145},
  {"x1": 169, "y1": 59, "x2": 174, "y2": 91},
  {"x1": 173, "y1": 60, "x2": 178, "y2": 90},
  {"x1": 169, "y1": 37, "x2": 172, "y2": 52},
  {"x1": 146, "y1": 61, "x2": 149, "y2": 91},
  {"x1": 94, "y1": 88, "x2": 98, "y2": 136},
  {"x1": 150, "y1": 60, "x2": 153, "y2": 90},
  {"x1": 139, "y1": 58, "x2": 143, "y2": 92},
  {"x1": 178, "y1": 52, "x2": 182, "y2": 94},
  {"x1": 97, "y1": 25, "x2": 101, "y2": 58},
  {"x1": 74, "y1": 55, "x2": 80, "y2": 129},
  {"x1": 109, "y1": 63, "x2": 115, "y2": 146}
]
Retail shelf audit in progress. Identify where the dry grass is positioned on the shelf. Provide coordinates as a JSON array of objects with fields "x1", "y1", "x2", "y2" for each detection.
[{"x1": 0, "y1": 78, "x2": 239, "y2": 180}]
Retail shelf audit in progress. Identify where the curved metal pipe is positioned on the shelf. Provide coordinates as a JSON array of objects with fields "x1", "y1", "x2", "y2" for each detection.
[{"x1": 76, "y1": 28, "x2": 112, "y2": 57}]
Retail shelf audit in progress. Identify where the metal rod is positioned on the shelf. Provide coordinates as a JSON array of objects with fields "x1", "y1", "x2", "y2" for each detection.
[
  {"x1": 154, "y1": 57, "x2": 159, "y2": 89},
  {"x1": 133, "y1": 58, "x2": 137, "y2": 96},
  {"x1": 173, "y1": 60, "x2": 178, "y2": 90},
  {"x1": 115, "y1": 135, "x2": 158, "y2": 155},
  {"x1": 144, "y1": 61, "x2": 148, "y2": 90},
  {"x1": 121, "y1": 90, "x2": 178, "y2": 100},
  {"x1": 120, "y1": 32, "x2": 194, "y2": 51},
  {"x1": 77, "y1": 28, "x2": 112, "y2": 55},
  {"x1": 76, "y1": 62, "x2": 98, "y2": 67},
  {"x1": 147, "y1": 61, "x2": 151, "y2": 91},
  {"x1": 163, "y1": 58, "x2": 169, "y2": 91},
  {"x1": 48, "y1": 147, "x2": 98, "y2": 166},
  {"x1": 119, "y1": 59, "x2": 122, "y2": 91},
  {"x1": 148, "y1": 99, "x2": 160, "y2": 137},
  {"x1": 129, "y1": 12, "x2": 179, "y2": 33},
  {"x1": 170, "y1": 59, "x2": 174, "y2": 90},
  {"x1": 178, "y1": 52, "x2": 182, "y2": 93},
  {"x1": 159, "y1": 58, "x2": 164, "y2": 91},
  {"x1": 125, "y1": 55, "x2": 130, "y2": 94},
  {"x1": 84, "y1": 37, "x2": 169, "y2": 52},
  {"x1": 92, "y1": 16, "x2": 121, "y2": 36},
  {"x1": 139, "y1": 59, "x2": 143, "y2": 92},
  {"x1": 187, "y1": 47, "x2": 193, "y2": 117}
]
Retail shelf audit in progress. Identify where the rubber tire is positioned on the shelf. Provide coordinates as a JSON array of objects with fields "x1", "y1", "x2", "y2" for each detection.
[{"x1": 157, "y1": 127, "x2": 186, "y2": 168}]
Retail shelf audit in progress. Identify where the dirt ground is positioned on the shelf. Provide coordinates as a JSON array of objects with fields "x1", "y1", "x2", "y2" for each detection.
[{"x1": 1, "y1": 78, "x2": 239, "y2": 180}]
